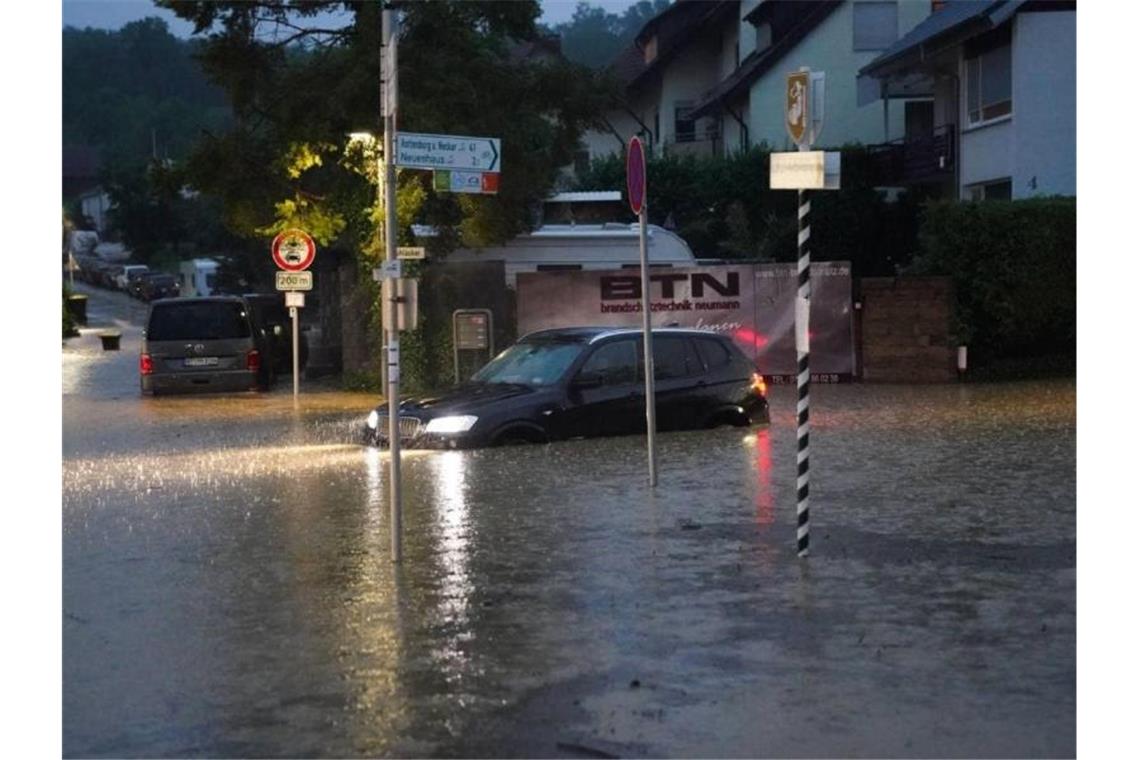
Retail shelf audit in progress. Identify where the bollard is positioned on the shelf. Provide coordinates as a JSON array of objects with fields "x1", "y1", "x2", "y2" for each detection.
[
  {"x1": 957, "y1": 345, "x2": 968, "y2": 380},
  {"x1": 99, "y1": 332, "x2": 122, "y2": 351}
]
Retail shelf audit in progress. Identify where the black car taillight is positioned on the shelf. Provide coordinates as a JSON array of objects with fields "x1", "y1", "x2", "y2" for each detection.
[
  {"x1": 246, "y1": 349, "x2": 261, "y2": 372},
  {"x1": 140, "y1": 354, "x2": 154, "y2": 375}
]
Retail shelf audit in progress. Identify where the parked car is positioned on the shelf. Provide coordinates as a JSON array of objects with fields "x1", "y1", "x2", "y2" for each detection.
[
  {"x1": 242, "y1": 293, "x2": 309, "y2": 374},
  {"x1": 140, "y1": 296, "x2": 275, "y2": 395},
  {"x1": 97, "y1": 263, "x2": 123, "y2": 290},
  {"x1": 363, "y1": 327, "x2": 769, "y2": 448},
  {"x1": 115, "y1": 264, "x2": 149, "y2": 291},
  {"x1": 139, "y1": 273, "x2": 180, "y2": 301}
]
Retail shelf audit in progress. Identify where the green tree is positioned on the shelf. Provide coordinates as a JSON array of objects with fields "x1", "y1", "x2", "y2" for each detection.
[
  {"x1": 551, "y1": 0, "x2": 671, "y2": 69},
  {"x1": 158, "y1": 0, "x2": 614, "y2": 258},
  {"x1": 63, "y1": 18, "x2": 231, "y2": 171}
]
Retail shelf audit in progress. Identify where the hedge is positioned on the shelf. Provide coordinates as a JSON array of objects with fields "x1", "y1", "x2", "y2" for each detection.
[
  {"x1": 573, "y1": 145, "x2": 924, "y2": 277},
  {"x1": 909, "y1": 197, "x2": 1076, "y2": 365}
]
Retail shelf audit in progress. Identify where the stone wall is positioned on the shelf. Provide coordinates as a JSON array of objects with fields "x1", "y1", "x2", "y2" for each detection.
[{"x1": 859, "y1": 277, "x2": 956, "y2": 383}]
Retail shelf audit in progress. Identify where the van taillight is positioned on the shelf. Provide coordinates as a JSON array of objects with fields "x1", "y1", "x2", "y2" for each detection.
[
  {"x1": 246, "y1": 349, "x2": 261, "y2": 372},
  {"x1": 140, "y1": 354, "x2": 154, "y2": 375},
  {"x1": 750, "y1": 372, "x2": 767, "y2": 396}
]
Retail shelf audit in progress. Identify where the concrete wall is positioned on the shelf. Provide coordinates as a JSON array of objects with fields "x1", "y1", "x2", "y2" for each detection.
[
  {"x1": 860, "y1": 277, "x2": 956, "y2": 382},
  {"x1": 748, "y1": 0, "x2": 930, "y2": 149},
  {"x1": 1011, "y1": 10, "x2": 1076, "y2": 198}
]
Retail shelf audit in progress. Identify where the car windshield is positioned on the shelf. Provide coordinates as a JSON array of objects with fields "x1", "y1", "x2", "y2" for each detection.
[
  {"x1": 147, "y1": 302, "x2": 251, "y2": 341},
  {"x1": 470, "y1": 339, "x2": 586, "y2": 387}
]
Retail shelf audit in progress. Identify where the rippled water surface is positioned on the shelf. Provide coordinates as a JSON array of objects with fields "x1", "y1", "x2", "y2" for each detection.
[{"x1": 63, "y1": 286, "x2": 1076, "y2": 757}]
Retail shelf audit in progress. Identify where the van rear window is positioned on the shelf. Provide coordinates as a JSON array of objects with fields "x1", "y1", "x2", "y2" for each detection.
[{"x1": 148, "y1": 302, "x2": 251, "y2": 341}]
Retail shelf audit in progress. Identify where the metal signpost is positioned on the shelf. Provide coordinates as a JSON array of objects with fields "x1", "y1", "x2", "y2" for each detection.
[
  {"x1": 772, "y1": 68, "x2": 840, "y2": 558},
  {"x1": 381, "y1": 7, "x2": 403, "y2": 563},
  {"x1": 377, "y1": 10, "x2": 502, "y2": 561},
  {"x1": 627, "y1": 136, "x2": 657, "y2": 487},
  {"x1": 271, "y1": 228, "x2": 317, "y2": 400}
]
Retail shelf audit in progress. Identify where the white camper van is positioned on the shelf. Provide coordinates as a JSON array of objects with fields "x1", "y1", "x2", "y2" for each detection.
[
  {"x1": 179, "y1": 259, "x2": 220, "y2": 297},
  {"x1": 426, "y1": 223, "x2": 697, "y2": 287}
]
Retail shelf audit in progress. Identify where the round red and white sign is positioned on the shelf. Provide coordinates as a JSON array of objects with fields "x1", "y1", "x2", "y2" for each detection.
[{"x1": 271, "y1": 228, "x2": 316, "y2": 272}]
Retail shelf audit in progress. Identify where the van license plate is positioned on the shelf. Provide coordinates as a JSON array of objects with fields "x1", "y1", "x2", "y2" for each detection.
[{"x1": 184, "y1": 357, "x2": 219, "y2": 367}]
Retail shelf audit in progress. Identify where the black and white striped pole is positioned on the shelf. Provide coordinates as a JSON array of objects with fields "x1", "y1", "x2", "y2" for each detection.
[
  {"x1": 795, "y1": 189, "x2": 811, "y2": 557},
  {"x1": 772, "y1": 66, "x2": 833, "y2": 558}
]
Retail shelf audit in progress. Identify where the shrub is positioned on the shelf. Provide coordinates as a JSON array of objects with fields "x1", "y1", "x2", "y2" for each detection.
[{"x1": 909, "y1": 197, "x2": 1076, "y2": 365}]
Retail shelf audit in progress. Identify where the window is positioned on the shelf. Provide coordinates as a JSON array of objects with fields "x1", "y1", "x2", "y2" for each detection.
[
  {"x1": 967, "y1": 178, "x2": 1012, "y2": 202},
  {"x1": 755, "y1": 23, "x2": 771, "y2": 52},
  {"x1": 695, "y1": 337, "x2": 732, "y2": 370},
  {"x1": 652, "y1": 336, "x2": 702, "y2": 380},
  {"x1": 853, "y1": 2, "x2": 898, "y2": 52},
  {"x1": 536, "y1": 265, "x2": 582, "y2": 272},
  {"x1": 578, "y1": 340, "x2": 638, "y2": 386},
  {"x1": 965, "y1": 30, "x2": 1012, "y2": 125},
  {"x1": 674, "y1": 101, "x2": 696, "y2": 143},
  {"x1": 147, "y1": 302, "x2": 251, "y2": 341},
  {"x1": 643, "y1": 35, "x2": 658, "y2": 63}
]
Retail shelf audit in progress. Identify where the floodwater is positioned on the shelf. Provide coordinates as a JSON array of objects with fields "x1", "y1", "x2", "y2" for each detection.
[{"x1": 63, "y1": 285, "x2": 1075, "y2": 757}]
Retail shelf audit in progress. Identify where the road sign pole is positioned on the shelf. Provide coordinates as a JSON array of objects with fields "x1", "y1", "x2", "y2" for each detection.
[
  {"x1": 638, "y1": 205, "x2": 658, "y2": 487},
  {"x1": 795, "y1": 188, "x2": 811, "y2": 558},
  {"x1": 382, "y1": 6, "x2": 402, "y2": 563},
  {"x1": 292, "y1": 305, "x2": 300, "y2": 399}
]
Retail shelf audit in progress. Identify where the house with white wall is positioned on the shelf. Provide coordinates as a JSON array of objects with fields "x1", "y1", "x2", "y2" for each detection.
[
  {"x1": 77, "y1": 186, "x2": 112, "y2": 234},
  {"x1": 858, "y1": 0, "x2": 1075, "y2": 200},
  {"x1": 582, "y1": 0, "x2": 740, "y2": 162},
  {"x1": 581, "y1": 0, "x2": 933, "y2": 166}
]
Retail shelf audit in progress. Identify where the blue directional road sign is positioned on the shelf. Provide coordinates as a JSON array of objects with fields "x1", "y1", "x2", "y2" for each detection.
[{"x1": 396, "y1": 132, "x2": 500, "y2": 173}]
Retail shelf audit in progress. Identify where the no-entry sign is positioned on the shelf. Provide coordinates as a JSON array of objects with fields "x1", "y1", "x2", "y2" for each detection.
[
  {"x1": 627, "y1": 136, "x2": 646, "y2": 215},
  {"x1": 271, "y1": 228, "x2": 316, "y2": 272}
]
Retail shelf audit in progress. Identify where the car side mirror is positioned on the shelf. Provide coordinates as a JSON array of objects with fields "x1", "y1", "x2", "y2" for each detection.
[{"x1": 572, "y1": 372, "x2": 604, "y2": 390}]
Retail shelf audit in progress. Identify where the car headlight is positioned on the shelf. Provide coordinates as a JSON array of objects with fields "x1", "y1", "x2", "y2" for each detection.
[
  {"x1": 424, "y1": 415, "x2": 478, "y2": 434},
  {"x1": 366, "y1": 410, "x2": 380, "y2": 430}
]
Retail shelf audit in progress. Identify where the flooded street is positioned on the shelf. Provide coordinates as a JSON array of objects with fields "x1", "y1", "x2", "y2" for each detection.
[{"x1": 63, "y1": 285, "x2": 1075, "y2": 757}]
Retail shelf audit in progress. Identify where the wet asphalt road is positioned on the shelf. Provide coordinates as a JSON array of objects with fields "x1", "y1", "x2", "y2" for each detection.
[{"x1": 63, "y1": 284, "x2": 1075, "y2": 758}]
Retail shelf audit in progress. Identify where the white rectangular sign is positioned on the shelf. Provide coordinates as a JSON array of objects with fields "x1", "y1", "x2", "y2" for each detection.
[
  {"x1": 396, "y1": 132, "x2": 501, "y2": 172},
  {"x1": 285, "y1": 291, "x2": 305, "y2": 308},
  {"x1": 275, "y1": 270, "x2": 313, "y2": 291},
  {"x1": 770, "y1": 151, "x2": 841, "y2": 190},
  {"x1": 373, "y1": 260, "x2": 402, "y2": 281}
]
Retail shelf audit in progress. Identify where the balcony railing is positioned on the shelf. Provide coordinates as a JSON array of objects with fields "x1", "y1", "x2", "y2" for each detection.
[{"x1": 868, "y1": 124, "x2": 955, "y2": 186}]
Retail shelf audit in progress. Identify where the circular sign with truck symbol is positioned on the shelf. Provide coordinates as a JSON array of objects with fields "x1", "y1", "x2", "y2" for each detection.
[{"x1": 271, "y1": 228, "x2": 317, "y2": 272}]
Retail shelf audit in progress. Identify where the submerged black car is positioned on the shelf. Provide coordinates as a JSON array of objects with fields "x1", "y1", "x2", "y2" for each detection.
[{"x1": 364, "y1": 327, "x2": 769, "y2": 449}]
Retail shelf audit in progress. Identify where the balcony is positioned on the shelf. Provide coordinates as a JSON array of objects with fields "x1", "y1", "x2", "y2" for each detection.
[
  {"x1": 666, "y1": 122, "x2": 722, "y2": 158},
  {"x1": 868, "y1": 124, "x2": 955, "y2": 186}
]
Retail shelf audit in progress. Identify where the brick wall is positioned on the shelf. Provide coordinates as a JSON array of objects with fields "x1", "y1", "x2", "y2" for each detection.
[{"x1": 859, "y1": 277, "x2": 956, "y2": 383}]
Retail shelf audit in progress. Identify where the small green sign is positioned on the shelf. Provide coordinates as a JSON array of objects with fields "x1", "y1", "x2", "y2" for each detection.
[{"x1": 433, "y1": 171, "x2": 450, "y2": 192}]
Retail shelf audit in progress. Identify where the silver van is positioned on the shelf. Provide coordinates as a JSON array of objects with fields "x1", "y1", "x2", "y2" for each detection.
[{"x1": 140, "y1": 297, "x2": 271, "y2": 395}]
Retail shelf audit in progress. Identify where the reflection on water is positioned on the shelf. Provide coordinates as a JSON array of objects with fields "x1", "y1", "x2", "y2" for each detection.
[
  {"x1": 64, "y1": 377, "x2": 1076, "y2": 757},
  {"x1": 426, "y1": 452, "x2": 475, "y2": 684},
  {"x1": 753, "y1": 428, "x2": 775, "y2": 525}
]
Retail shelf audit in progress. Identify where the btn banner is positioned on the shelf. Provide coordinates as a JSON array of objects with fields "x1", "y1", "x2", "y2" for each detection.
[{"x1": 516, "y1": 263, "x2": 854, "y2": 376}]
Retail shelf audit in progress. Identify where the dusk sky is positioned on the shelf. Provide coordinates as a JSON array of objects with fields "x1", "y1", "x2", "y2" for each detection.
[{"x1": 61, "y1": 0, "x2": 642, "y2": 35}]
